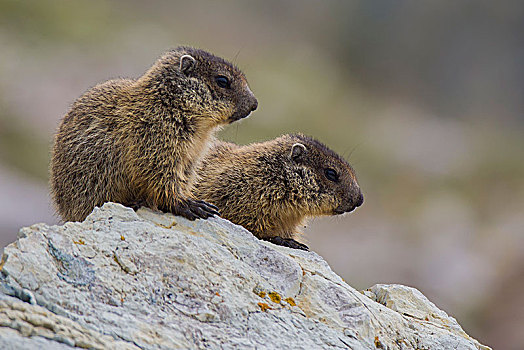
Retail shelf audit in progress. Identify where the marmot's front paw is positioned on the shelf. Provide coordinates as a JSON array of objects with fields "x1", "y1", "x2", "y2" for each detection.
[
  {"x1": 174, "y1": 199, "x2": 220, "y2": 220},
  {"x1": 265, "y1": 236, "x2": 309, "y2": 251}
]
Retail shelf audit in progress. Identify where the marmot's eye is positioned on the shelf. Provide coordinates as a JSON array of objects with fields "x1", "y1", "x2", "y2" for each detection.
[
  {"x1": 324, "y1": 168, "x2": 339, "y2": 182},
  {"x1": 215, "y1": 75, "x2": 231, "y2": 89}
]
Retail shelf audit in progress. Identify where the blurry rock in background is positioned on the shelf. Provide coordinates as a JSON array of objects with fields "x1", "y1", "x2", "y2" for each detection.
[{"x1": 0, "y1": 1, "x2": 523, "y2": 349}]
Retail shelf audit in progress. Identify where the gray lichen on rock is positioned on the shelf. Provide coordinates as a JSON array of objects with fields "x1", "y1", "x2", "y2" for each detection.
[{"x1": 0, "y1": 203, "x2": 490, "y2": 349}]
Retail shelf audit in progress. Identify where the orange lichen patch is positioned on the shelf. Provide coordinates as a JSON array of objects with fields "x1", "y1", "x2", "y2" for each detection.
[
  {"x1": 156, "y1": 221, "x2": 177, "y2": 229},
  {"x1": 73, "y1": 239, "x2": 86, "y2": 245},
  {"x1": 439, "y1": 317, "x2": 451, "y2": 328},
  {"x1": 258, "y1": 302, "x2": 271, "y2": 312},
  {"x1": 374, "y1": 336, "x2": 384, "y2": 349},
  {"x1": 268, "y1": 292, "x2": 281, "y2": 303},
  {"x1": 180, "y1": 228, "x2": 199, "y2": 236},
  {"x1": 0, "y1": 254, "x2": 6, "y2": 271},
  {"x1": 120, "y1": 235, "x2": 125, "y2": 241},
  {"x1": 284, "y1": 297, "x2": 296, "y2": 306},
  {"x1": 215, "y1": 292, "x2": 221, "y2": 296},
  {"x1": 256, "y1": 291, "x2": 267, "y2": 298}
]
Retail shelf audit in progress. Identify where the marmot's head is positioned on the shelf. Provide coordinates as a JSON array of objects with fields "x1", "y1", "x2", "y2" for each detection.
[
  {"x1": 144, "y1": 46, "x2": 257, "y2": 125},
  {"x1": 280, "y1": 134, "x2": 363, "y2": 217}
]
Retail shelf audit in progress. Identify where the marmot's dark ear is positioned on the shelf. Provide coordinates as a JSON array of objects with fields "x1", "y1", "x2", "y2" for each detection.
[
  {"x1": 290, "y1": 143, "x2": 307, "y2": 161},
  {"x1": 180, "y1": 54, "x2": 196, "y2": 74}
]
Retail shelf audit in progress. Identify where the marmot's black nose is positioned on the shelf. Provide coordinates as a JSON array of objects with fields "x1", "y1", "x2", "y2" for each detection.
[
  {"x1": 250, "y1": 98, "x2": 258, "y2": 112},
  {"x1": 355, "y1": 192, "x2": 364, "y2": 207}
]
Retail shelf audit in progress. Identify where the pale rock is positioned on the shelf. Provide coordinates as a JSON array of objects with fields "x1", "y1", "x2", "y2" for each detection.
[{"x1": 0, "y1": 202, "x2": 490, "y2": 349}]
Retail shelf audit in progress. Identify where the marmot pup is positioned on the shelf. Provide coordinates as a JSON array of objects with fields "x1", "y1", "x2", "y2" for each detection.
[
  {"x1": 51, "y1": 47, "x2": 258, "y2": 222},
  {"x1": 194, "y1": 134, "x2": 363, "y2": 250}
]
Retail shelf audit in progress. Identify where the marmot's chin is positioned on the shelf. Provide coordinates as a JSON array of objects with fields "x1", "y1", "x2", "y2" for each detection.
[
  {"x1": 228, "y1": 111, "x2": 251, "y2": 123},
  {"x1": 333, "y1": 205, "x2": 356, "y2": 215}
]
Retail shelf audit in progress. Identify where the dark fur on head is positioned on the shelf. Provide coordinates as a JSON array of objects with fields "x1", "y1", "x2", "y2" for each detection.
[{"x1": 139, "y1": 46, "x2": 257, "y2": 125}]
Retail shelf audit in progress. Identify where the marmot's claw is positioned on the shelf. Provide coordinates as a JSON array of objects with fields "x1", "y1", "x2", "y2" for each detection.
[
  {"x1": 190, "y1": 206, "x2": 212, "y2": 219},
  {"x1": 195, "y1": 199, "x2": 219, "y2": 211},
  {"x1": 265, "y1": 236, "x2": 309, "y2": 251},
  {"x1": 177, "y1": 206, "x2": 198, "y2": 221},
  {"x1": 171, "y1": 199, "x2": 220, "y2": 220},
  {"x1": 187, "y1": 199, "x2": 220, "y2": 219}
]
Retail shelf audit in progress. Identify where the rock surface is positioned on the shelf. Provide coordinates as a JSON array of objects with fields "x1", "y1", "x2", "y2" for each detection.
[{"x1": 0, "y1": 203, "x2": 490, "y2": 349}]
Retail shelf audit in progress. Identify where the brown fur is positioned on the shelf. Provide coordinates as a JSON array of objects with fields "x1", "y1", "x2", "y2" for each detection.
[
  {"x1": 50, "y1": 47, "x2": 257, "y2": 222},
  {"x1": 194, "y1": 134, "x2": 363, "y2": 249}
]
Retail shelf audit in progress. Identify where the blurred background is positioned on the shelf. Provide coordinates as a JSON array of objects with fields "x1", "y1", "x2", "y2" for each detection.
[{"x1": 1, "y1": 1, "x2": 523, "y2": 348}]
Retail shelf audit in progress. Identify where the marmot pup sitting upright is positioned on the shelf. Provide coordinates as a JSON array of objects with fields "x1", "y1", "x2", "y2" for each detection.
[{"x1": 51, "y1": 47, "x2": 257, "y2": 222}]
